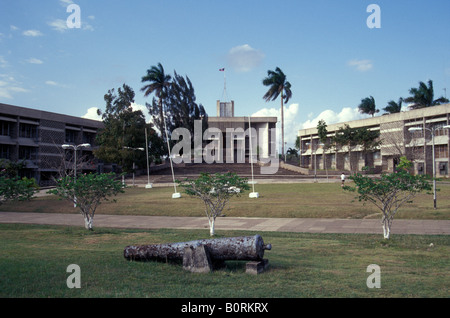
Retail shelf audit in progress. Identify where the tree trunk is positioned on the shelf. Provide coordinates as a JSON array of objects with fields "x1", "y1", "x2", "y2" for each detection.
[
  {"x1": 84, "y1": 214, "x2": 93, "y2": 231},
  {"x1": 281, "y1": 96, "x2": 284, "y2": 159},
  {"x1": 209, "y1": 218, "x2": 215, "y2": 236},
  {"x1": 382, "y1": 215, "x2": 391, "y2": 239}
]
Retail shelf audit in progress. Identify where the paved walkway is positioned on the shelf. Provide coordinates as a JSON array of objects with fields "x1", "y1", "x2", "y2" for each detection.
[{"x1": 1, "y1": 212, "x2": 449, "y2": 235}]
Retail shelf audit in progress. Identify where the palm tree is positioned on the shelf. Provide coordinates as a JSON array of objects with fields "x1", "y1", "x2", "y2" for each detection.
[
  {"x1": 358, "y1": 96, "x2": 379, "y2": 117},
  {"x1": 383, "y1": 97, "x2": 403, "y2": 114},
  {"x1": 404, "y1": 80, "x2": 449, "y2": 109},
  {"x1": 141, "y1": 63, "x2": 172, "y2": 147},
  {"x1": 262, "y1": 67, "x2": 292, "y2": 158}
]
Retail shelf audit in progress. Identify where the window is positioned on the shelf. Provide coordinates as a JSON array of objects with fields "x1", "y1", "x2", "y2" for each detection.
[
  {"x1": 0, "y1": 121, "x2": 12, "y2": 136},
  {"x1": 19, "y1": 124, "x2": 38, "y2": 139},
  {"x1": 435, "y1": 145, "x2": 448, "y2": 159},
  {"x1": 19, "y1": 146, "x2": 37, "y2": 160},
  {"x1": 433, "y1": 123, "x2": 449, "y2": 137},
  {"x1": 0, "y1": 145, "x2": 11, "y2": 159},
  {"x1": 65, "y1": 130, "x2": 77, "y2": 143}
]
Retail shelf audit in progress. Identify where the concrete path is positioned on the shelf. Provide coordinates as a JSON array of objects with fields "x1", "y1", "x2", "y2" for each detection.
[{"x1": 0, "y1": 212, "x2": 449, "y2": 235}]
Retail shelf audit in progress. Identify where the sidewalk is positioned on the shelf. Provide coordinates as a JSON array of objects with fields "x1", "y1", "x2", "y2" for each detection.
[{"x1": 1, "y1": 212, "x2": 449, "y2": 235}]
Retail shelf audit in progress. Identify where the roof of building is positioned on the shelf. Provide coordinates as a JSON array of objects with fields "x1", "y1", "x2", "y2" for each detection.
[{"x1": 0, "y1": 103, "x2": 104, "y2": 128}]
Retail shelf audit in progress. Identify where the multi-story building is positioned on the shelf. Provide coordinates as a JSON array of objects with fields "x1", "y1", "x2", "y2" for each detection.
[
  {"x1": 207, "y1": 100, "x2": 277, "y2": 163},
  {"x1": 298, "y1": 103, "x2": 450, "y2": 177},
  {"x1": 0, "y1": 103, "x2": 104, "y2": 186}
]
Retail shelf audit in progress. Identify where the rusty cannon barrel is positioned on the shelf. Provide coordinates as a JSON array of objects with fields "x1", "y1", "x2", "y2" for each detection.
[{"x1": 124, "y1": 234, "x2": 272, "y2": 262}]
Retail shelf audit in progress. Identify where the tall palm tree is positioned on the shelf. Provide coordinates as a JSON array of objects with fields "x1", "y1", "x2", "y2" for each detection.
[
  {"x1": 405, "y1": 80, "x2": 449, "y2": 109},
  {"x1": 358, "y1": 96, "x2": 379, "y2": 117},
  {"x1": 141, "y1": 63, "x2": 172, "y2": 146},
  {"x1": 383, "y1": 97, "x2": 403, "y2": 114},
  {"x1": 262, "y1": 67, "x2": 292, "y2": 158}
]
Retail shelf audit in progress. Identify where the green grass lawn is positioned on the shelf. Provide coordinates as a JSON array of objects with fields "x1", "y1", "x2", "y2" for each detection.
[
  {"x1": 1, "y1": 182, "x2": 449, "y2": 298},
  {"x1": 1, "y1": 182, "x2": 449, "y2": 220},
  {"x1": 0, "y1": 224, "x2": 448, "y2": 298}
]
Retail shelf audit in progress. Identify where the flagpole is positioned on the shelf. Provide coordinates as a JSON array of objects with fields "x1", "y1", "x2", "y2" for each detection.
[{"x1": 248, "y1": 115, "x2": 259, "y2": 198}]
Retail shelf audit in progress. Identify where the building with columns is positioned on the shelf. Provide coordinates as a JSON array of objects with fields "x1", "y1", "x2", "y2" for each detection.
[
  {"x1": 207, "y1": 100, "x2": 277, "y2": 163},
  {"x1": 298, "y1": 103, "x2": 450, "y2": 177}
]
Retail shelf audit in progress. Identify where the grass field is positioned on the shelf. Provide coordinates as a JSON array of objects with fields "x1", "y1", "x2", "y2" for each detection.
[
  {"x1": 0, "y1": 224, "x2": 448, "y2": 298},
  {"x1": 1, "y1": 182, "x2": 449, "y2": 220},
  {"x1": 1, "y1": 182, "x2": 449, "y2": 299}
]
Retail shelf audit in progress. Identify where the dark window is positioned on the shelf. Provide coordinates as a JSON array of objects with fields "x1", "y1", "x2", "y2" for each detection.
[
  {"x1": 0, "y1": 121, "x2": 12, "y2": 136},
  {"x1": 19, "y1": 124, "x2": 38, "y2": 139}
]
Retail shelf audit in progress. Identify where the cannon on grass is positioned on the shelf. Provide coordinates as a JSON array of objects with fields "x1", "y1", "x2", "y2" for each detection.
[{"x1": 124, "y1": 234, "x2": 272, "y2": 274}]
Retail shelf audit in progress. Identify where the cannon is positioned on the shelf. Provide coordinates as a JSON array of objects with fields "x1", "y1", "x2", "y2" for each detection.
[{"x1": 124, "y1": 234, "x2": 272, "y2": 273}]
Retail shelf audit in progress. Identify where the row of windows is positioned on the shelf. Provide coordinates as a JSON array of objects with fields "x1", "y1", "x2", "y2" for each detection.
[
  {"x1": 1, "y1": 121, "x2": 97, "y2": 144},
  {"x1": 0, "y1": 145, "x2": 38, "y2": 160}
]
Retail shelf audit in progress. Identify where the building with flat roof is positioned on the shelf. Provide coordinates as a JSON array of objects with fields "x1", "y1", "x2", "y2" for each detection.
[
  {"x1": 298, "y1": 103, "x2": 450, "y2": 177},
  {"x1": 0, "y1": 103, "x2": 104, "y2": 186},
  {"x1": 207, "y1": 100, "x2": 277, "y2": 163}
]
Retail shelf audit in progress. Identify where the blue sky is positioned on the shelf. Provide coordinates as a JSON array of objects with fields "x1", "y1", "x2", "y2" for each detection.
[{"x1": 1, "y1": 0, "x2": 450, "y2": 148}]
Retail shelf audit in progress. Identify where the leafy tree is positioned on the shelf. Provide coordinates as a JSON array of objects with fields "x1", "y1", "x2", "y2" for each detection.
[
  {"x1": 344, "y1": 157, "x2": 432, "y2": 239},
  {"x1": 95, "y1": 84, "x2": 159, "y2": 172},
  {"x1": 317, "y1": 119, "x2": 330, "y2": 178},
  {"x1": 178, "y1": 172, "x2": 250, "y2": 236},
  {"x1": 262, "y1": 67, "x2": 292, "y2": 158},
  {"x1": 355, "y1": 127, "x2": 381, "y2": 166},
  {"x1": 0, "y1": 159, "x2": 38, "y2": 205},
  {"x1": 332, "y1": 124, "x2": 359, "y2": 172},
  {"x1": 332, "y1": 124, "x2": 380, "y2": 172},
  {"x1": 141, "y1": 63, "x2": 172, "y2": 152},
  {"x1": 404, "y1": 80, "x2": 449, "y2": 109},
  {"x1": 358, "y1": 96, "x2": 379, "y2": 117},
  {"x1": 0, "y1": 176, "x2": 38, "y2": 205},
  {"x1": 383, "y1": 97, "x2": 403, "y2": 114},
  {"x1": 167, "y1": 71, "x2": 208, "y2": 145},
  {"x1": 48, "y1": 173, "x2": 125, "y2": 230}
]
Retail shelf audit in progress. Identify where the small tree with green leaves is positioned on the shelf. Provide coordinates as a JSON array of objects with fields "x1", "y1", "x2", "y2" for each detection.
[
  {"x1": 48, "y1": 173, "x2": 125, "y2": 230},
  {"x1": 0, "y1": 160, "x2": 38, "y2": 205},
  {"x1": 343, "y1": 157, "x2": 431, "y2": 239},
  {"x1": 178, "y1": 172, "x2": 250, "y2": 236},
  {"x1": 0, "y1": 176, "x2": 38, "y2": 205}
]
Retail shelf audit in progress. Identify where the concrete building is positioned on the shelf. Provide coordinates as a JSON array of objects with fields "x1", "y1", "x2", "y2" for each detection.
[
  {"x1": 0, "y1": 103, "x2": 104, "y2": 186},
  {"x1": 207, "y1": 100, "x2": 277, "y2": 163},
  {"x1": 298, "y1": 103, "x2": 450, "y2": 177}
]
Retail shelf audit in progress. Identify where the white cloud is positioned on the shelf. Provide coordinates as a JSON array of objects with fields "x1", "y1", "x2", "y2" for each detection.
[
  {"x1": 348, "y1": 59, "x2": 373, "y2": 72},
  {"x1": 0, "y1": 56, "x2": 8, "y2": 68},
  {"x1": 10, "y1": 25, "x2": 19, "y2": 31},
  {"x1": 26, "y1": 58, "x2": 43, "y2": 64},
  {"x1": 22, "y1": 30, "x2": 43, "y2": 37},
  {"x1": 48, "y1": 19, "x2": 68, "y2": 33},
  {"x1": 45, "y1": 80, "x2": 69, "y2": 88},
  {"x1": 253, "y1": 104, "x2": 367, "y2": 150},
  {"x1": 300, "y1": 107, "x2": 366, "y2": 129},
  {"x1": 226, "y1": 44, "x2": 265, "y2": 72},
  {"x1": 82, "y1": 107, "x2": 102, "y2": 121},
  {"x1": 59, "y1": 0, "x2": 74, "y2": 5},
  {"x1": 48, "y1": 18, "x2": 94, "y2": 32},
  {"x1": 0, "y1": 75, "x2": 29, "y2": 99},
  {"x1": 82, "y1": 103, "x2": 152, "y2": 124}
]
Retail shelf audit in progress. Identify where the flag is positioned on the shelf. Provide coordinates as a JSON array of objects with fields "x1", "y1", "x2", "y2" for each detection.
[{"x1": 219, "y1": 68, "x2": 225, "y2": 71}]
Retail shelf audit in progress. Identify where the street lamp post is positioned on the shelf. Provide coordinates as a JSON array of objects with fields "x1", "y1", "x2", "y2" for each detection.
[
  {"x1": 61, "y1": 143, "x2": 91, "y2": 207},
  {"x1": 306, "y1": 142, "x2": 323, "y2": 182},
  {"x1": 123, "y1": 146, "x2": 144, "y2": 186},
  {"x1": 409, "y1": 125, "x2": 450, "y2": 209}
]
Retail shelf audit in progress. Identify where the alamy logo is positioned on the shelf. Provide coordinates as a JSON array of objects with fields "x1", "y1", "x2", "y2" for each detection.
[
  {"x1": 66, "y1": 4, "x2": 81, "y2": 29},
  {"x1": 366, "y1": 4, "x2": 381, "y2": 29},
  {"x1": 366, "y1": 264, "x2": 381, "y2": 288},
  {"x1": 170, "y1": 120, "x2": 279, "y2": 174},
  {"x1": 66, "y1": 264, "x2": 81, "y2": 288}
]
